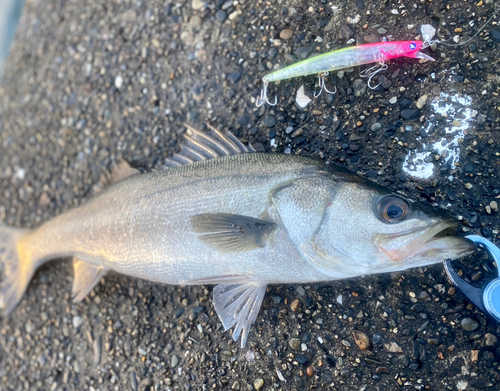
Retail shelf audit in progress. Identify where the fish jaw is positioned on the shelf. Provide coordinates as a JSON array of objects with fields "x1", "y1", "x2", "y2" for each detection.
[{"x1": 375, "y1": 221, "x2": 476, "y2": 267}]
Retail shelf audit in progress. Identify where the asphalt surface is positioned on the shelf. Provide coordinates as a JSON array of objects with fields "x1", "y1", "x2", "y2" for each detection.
[{"x1": 1, "y1": 0, "x2": 500, "y2": 390}]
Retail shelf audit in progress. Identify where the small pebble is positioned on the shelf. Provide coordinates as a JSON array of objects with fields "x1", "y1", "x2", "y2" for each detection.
[
  {"x1": 364, "y1": 34, "x2": 380, "y2": 43},
  {"x1": 389, "y1": 97, "x2": 397, "y2": 104},
  {"x1": 263, "y1": 115, "x2": 276, "y2": 128},
  {"x1": 296, "y1": 286, "x2": 306, "y2": 296},
  {"x1": 375, "y1": 366, "x2": 389, "y2": 374},
  {"x1": 245, "y1": 351, "x2": 255, "y2": 362},
  {"x1": 384, "y1": 342, "x2": 403, "y2": 353},
  {"x1": 130, "y1": 371, "x2": 138, "y2": 391},
  {"x1": 371, "y1": 122, "x2": 382, "y2": 132},
  {"x1": 352, "y1": 331, "x2": 370, "y2": 350},
  {"x1": 306, "y1": 366, "x2": 315, "y2": 377},
  {"x1": 490, "y1": 201, "x2": 498, "y2": 212},
  {"x1": 189, "y1": 15, "x2": 202, "y2": 31},
  {"x1": 72, "y1": 316, "x2": 83, "y2": 329},
  {"x1": 289, "y1": 338, "x2": 301, "y2": 351},
  {"x1": 171, "y1": 355, "x2": 179, "y2": 367},
  {"x1": 280, "y1": 29, "x2": 293, "y2": 40},
  {"x1": 461, "y1": 318, "x2": 479, "y2": 332},
  {"x1": 228, "y1": 71, "x2": 242, "y2": 84},
  {"x1": 271, "y1": 294, "x2": 282, "y2": 304},
  {"x1": 490, "y1": 30, "x2": 500, "y2": 42},
  {"x1": 471, "y1": 350, "x2": 479, "y2": 363},
  {"x1": 416, "y1": 95, "x2": 428, "y2": 109},
  {"x1": 191, "y1": 0, "x2": 204, "y2": 10},
  {"x1": 353, "y1": 79, "x2": 366, "y2": 97},
  {"x1": 401, "y1": 109, "x2": 419, "y2": 120},
  {"x1": 485, "y1": 333, "x2": 497, "y2": 346},
  {"x1": 254, "y1": 378, "x2": 264, "y2": 391},
  {"x1": 355, "y1": 0, "x2": 365, "y2": 10},
  {"x1": 339, "y1": 25, "x2": 354, "y2": 40},
  {"x1": 165, "y1": 343, "x2": 174, "y2": 354},
  {"x1": 411, "y1": 303, "x2": 424, "y2": 313},
  {"x1": 290, "y1": 299, "x2": 299, "y2": 312},
  {"x1": 427, "y1": 338, "x2": 440, "y2": 345},
  {"x1": 296, "y1": 85, "x2": 312, "y2": 108},
  {"x1": 114, "y1": 75, "x2": 124, "y2": 89},
  {"x1": 228, "y1": 10, "x2": 240, "y2": 20},
  {"x1": 215, "y1": 10, "x2": 227, "y2": 22},
  {"x1": 25, "y1": 320, "x2": 34, "y2": 334},
  {"x1": 295, "y1": 47, "x2": 313, "y2": 59}
]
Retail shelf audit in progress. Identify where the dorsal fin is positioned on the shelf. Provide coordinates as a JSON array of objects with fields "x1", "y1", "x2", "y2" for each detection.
[
  {"x1": 163, "y1": 124, "x2": 255, "y2": 168},
  {"x1": 94, "y1": 159, "x2": 140, "y2": 193}
]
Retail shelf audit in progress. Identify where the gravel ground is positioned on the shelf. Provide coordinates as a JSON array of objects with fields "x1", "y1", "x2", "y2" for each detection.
[{"x1": 1, "y1": 0, "x2": 500, "y2": 390}]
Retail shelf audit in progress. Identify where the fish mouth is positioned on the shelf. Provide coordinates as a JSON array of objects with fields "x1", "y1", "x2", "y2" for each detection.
[{"x1": 376, "y1": 220, "x2": 475, "y2": 263}]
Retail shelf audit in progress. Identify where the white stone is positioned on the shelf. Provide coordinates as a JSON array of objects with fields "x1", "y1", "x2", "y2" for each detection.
[
  {"x1": 416, "y1": 95, "x2": 428, "y2": 109},
  {"x1": 114, "y1": 75, "x2": 123, "y2": 89},
  {"x1": 296, "y1": 85, "x2": 312, "y2": 108},
  {"x1": 72, "y1": 316, "x2": 83, "y2": 328}
]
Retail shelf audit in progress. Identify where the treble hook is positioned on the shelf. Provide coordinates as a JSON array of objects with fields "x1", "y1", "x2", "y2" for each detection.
[
  {"x1": 313, "y1": 72, "x2": 337, "y2": 98},
  {"x1": 255, "y1": 81, "x2": 277, "y2": 107},
  {"x1": 360, "y1": 61, "x2": 388, "y2": 90}
]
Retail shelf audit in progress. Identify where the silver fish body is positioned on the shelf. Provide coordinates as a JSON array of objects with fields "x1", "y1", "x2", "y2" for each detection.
[
  {"x1": 30, "y1": 154, "x2": 335, "y2": 285},
  {"x1": 0, "y1": 127, "x2": 475, "y2": 347}
]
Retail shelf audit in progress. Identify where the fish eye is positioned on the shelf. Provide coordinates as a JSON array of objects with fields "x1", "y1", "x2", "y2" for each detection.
[{"x1": 377, "y1": 195, "x2": 410, "y2": 223}]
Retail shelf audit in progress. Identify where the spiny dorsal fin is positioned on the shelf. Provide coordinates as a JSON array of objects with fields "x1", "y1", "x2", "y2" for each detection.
[
  {"x1": 94, "y1": 160, "x2": 140, "y2": 192},
  {"x1": 163, "y1": 124, "x2": 255, "y2": 168},
  {"x1": 104, "y1": 159, "x2": 140, "y2": 185}
]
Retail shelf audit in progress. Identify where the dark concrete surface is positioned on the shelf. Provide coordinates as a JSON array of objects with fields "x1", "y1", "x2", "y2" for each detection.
[{"x1": 0, "y1": 0, "x2": 499, "y2": 390}]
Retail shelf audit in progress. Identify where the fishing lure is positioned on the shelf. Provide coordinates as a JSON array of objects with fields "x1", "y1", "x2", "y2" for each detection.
[
  {"x1": 256, "y1": 40, "x2": 434, "y2": 106},
  {"x1": 257, "y1": 10, "x2": 499, "y2": 107}
]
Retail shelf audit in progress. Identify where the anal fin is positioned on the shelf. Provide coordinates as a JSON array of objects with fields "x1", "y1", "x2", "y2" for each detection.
[
  {"x1": 213, "y1": 282, "x2": 267, "y2": 348},
  {"x1": 72, "y1": 258, "x2": 107, "y2": 302}
]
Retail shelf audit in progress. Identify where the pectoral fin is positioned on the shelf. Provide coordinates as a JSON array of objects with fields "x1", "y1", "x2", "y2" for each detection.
[
  {"x1": 191, "y1": 213, "x2": 277, "y2": 252},
  {"x1": 72, "y1": 258, "x2": 107, "y2": 302},
  {"x1": 213, "y1": 282, "x2": 267, "y2": 348}
]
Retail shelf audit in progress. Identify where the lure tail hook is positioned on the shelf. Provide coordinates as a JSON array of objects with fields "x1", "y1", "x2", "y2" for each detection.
[
  {"x1": 313, "y1": 72, "x2": 337, "y2": 99},
  {"x1": 360, "y1": 61, "x2": 388, "y2": 90},
  {"x1": 256, "y1": 81, "x2": 277, "y2": 107}
]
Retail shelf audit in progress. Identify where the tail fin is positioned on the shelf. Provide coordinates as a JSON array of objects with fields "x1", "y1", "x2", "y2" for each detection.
[{"x1": 0, "y1": 223, "x2": 33, "y2": 315}]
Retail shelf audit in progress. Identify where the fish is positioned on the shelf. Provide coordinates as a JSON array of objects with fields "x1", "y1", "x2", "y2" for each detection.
[{"x1": 0, "y1": 125, "x2": 475, "y2": 347}]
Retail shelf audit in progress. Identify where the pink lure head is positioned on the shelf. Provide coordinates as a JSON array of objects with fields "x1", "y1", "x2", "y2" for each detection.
[{"x1": 386, "y1": 41, "x2": 435, "y2": 62}]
